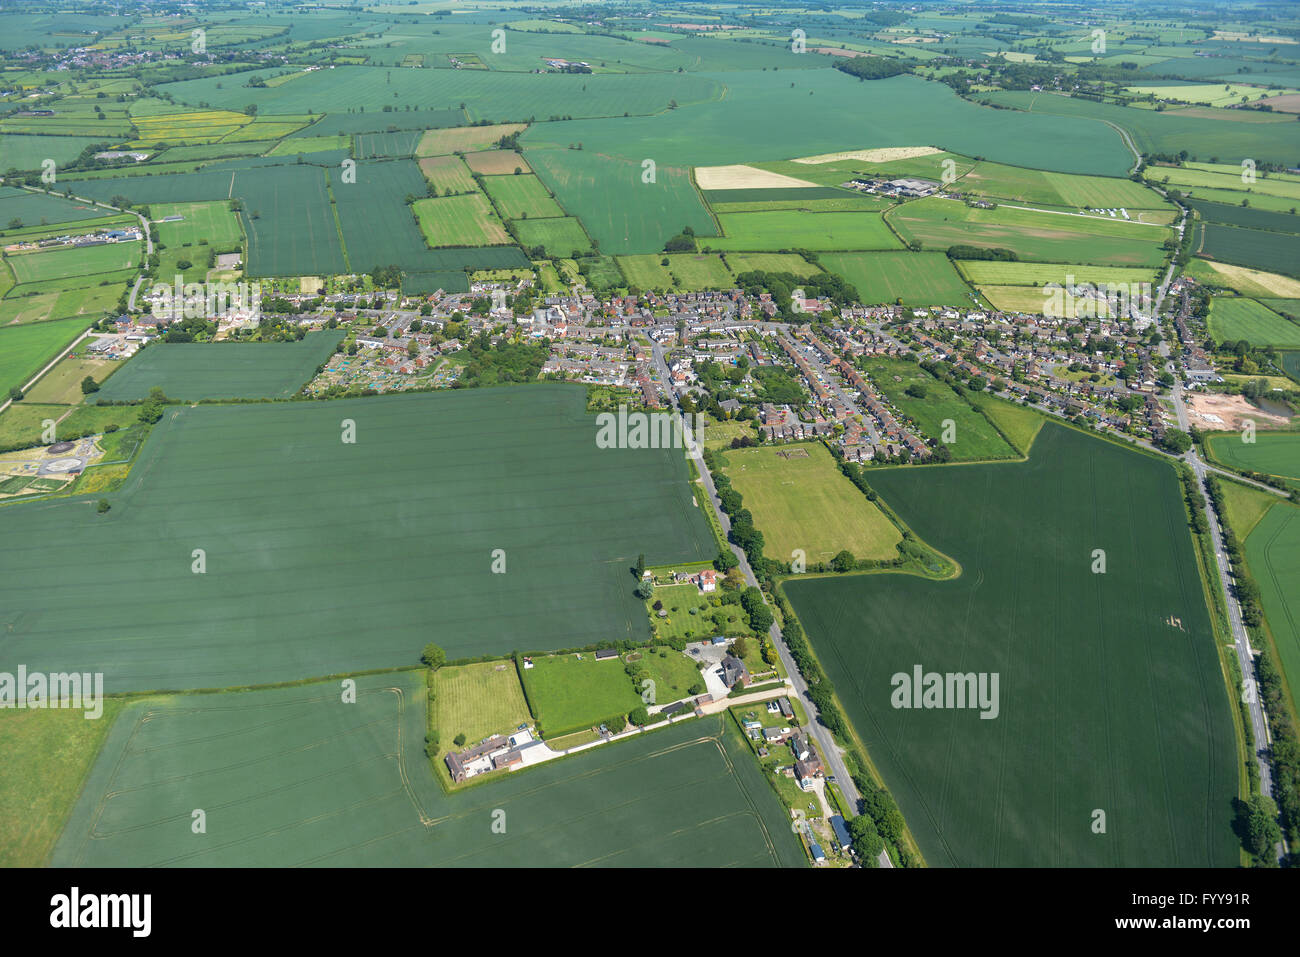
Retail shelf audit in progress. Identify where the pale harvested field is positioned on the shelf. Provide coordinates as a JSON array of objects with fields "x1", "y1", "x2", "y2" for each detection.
[
  {"x1": 1203, "y1": 261, "x2": 1300, "y2": 298},
  {"x1": 792, "y1": 146, "x2": 940, "y2": 165},
  {"x1": 465, "y1": 149, "x2": 531, "y2": 175},
  {"x1": 694, "y1": 164, "x2": 819, "y2": 189}
]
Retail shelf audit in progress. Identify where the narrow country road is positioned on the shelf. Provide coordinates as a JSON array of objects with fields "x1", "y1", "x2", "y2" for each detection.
[{"x1": 654, "y1": 342, "x2": 892, "y2": 868}]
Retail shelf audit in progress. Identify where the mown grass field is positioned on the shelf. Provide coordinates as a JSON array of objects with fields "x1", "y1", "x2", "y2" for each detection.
[
  {"x1": 417, "y1": 154, "x2": 477, "y2": 195},
  {"x1": 958, "y1": 261, "x2": 1159, "y2": 287},
  {"x1": 723, "y1": 252, "x2": 821, "y2": 277},
  {"x1": 785, "y1": 424, "x2": 1238, "y2": 867},
  {"x1": 711, "y1": 210, "x2": 901, "y2": 252},
  {"x1": 889, "y1": 197, "x2": 1170, "y2": 266},
  {"x1": 722, "y1": 442, "x2": 902, "y2": 565},
  {"x1": 820, "y1": 251, "x2": 972, "y2": 306},
  {"x1": 94, "y1": 332, "x2": 343, "y2": 402},
  {"x1": 20, "y1": 354, "x2": 117, "y2": 405},
  {"x1": 413, "y1": 193, "x2": 511, "y2": 248},
  {"x1": 481, "y1": 174, "x2": 564, "y2": 220},
  {"x1": 417, "y1": 124, "x2": 527, "y2": 157},
  {"x1": 966, "y1": 393, "x2": 1045, "y2": 456},
  {"x1": 151, "y1": 201, "x2": 243, "y2": 250},
  {"x1": 0, "y1": 283, "x2": 124, "y2": 327},
  {"x1": 0, "y1": 386, "x2": 715, "y2": 691},
  {"x1": 0, "y1": 700, "x2": 125, "y2": 866},
  {"x1": 50, "y1": 674, "x2": 804, "y2": 866},
  {"x1": 864, "y1": 357, "x2": 1018, "y2": 461},
  {"x1": 1207, "y1": 297, "x2": 1300, "y2": 348},
  {"x1": 6, "y1": 241, "x2": 139, "y2": 285},
  {"x1": 0, "y1": 316, "x2": 92, "y2": 398},
  {"x1": 521, "y1": 654, "x2": 642, "y2": 738},
  {"x1": 432, "y1": 661, "x2": 532, "y2": 746},
  {"x1": 512, "y1": 216, "x2": 592, "y2": 257}
]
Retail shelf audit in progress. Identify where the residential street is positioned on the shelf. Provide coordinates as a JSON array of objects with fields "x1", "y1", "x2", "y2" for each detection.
[{"x1": 657, "y1": 367, "x2": 892, "y2": 869}]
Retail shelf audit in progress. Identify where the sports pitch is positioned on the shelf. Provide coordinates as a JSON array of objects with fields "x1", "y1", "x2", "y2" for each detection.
[
  {"x1": 784, "y1": 424, "x2": 1238, "y2": 867},
  {"x1": 93, "y1": 332, "x2": 345, "y2": 402},
  {"x1": 51, "y1": 672, "x2": 804, "y2": 867},
  {"x1": 0, "y1": 385, "x2": 715, "y2": 691}
]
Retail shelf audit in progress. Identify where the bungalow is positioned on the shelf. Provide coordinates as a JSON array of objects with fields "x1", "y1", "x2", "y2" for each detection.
[
  {"x1": 763, "y1": 725, "x2": 793, "y2": 745},
  {"x1": 830, "y1": 814, "x2": 853, "y2": 852}
]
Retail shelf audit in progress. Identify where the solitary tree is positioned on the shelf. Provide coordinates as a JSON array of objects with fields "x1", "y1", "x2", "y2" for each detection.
[{"x1": 421, "y1": 643, "x2": 446, "y2": 670}]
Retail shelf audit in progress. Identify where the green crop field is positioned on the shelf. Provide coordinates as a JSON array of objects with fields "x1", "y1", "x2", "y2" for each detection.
[
  {"x1": 330, "y1": 159, "x2": 436, "y2": 272},
  {"x1": 785, "y1": 424, "x2": 1238, "y2": 866},
  {"x1": 712, "y1": 210, "x2": 901, "y2": 252},
  {"x1": 413, "y1": 194, "x2": 511, "y2": 248},
  {"x1": 1207, "y1": 297, "x2": 1300, "y2": 348},
  {"x1": 6, "y1": 241, "x2": 139, "y2": 285},
  {"x1": 1198, "y1": 224, "x2": 1300, "y2": 279},
  {"x1": 889, "y1": 198, "x2": 1170, "y2": 266},
  {"x1": 864, "y1": 357, "x2": 1018, "y2": 461},
  {"x1": 521, "y1": 654, "x2": 642, "y2": 738},
  {"x1": 0, "y1": 188, "x2": 114, "y2": 229},
  {"x1": 432, "y1": 661, "x2": 532, "y2": 747},
  {"x1": 1205, "y1": 432, "x2": 1300, "y2": 488},
  {"x1": 722, "y1": 442, "x2": 902, "y2": 565},
  {"x1": 241, "y1": 165, "x2": 347, "y2": 277},
  {"x1": 0, "y1": 386, "x2": 715, "y2": 691},
  {"x1": 512, "y1": 216, "x2": 592, "y2": 257},
  {"x1": 1247, "y1": 504, "x2": 1300, "y2": 715},
  {"x1": 482, "y1": 174, "x2": 565, "y2": 220},
  {"x1": 985, "y1": 91, "x2": 1300, "y2": 170},
  {"x1": 820, "y1": 251, "x2": 973, "y2": 306},
  {"x1": 616, "y1": 252, "x2": 733, "y2": 292},
  {"x1": 93, "y1": 333, "x2": 344, "y2": 402},
  {"x1": 50, "y1": 674, "x2": 804, "y2": 867},
  {"x1": 526, "y1": 147, "x2": 715, "y2": 256},
  {"x1": 0, "y1": 316, "x2": 92, "y2": 398}
]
